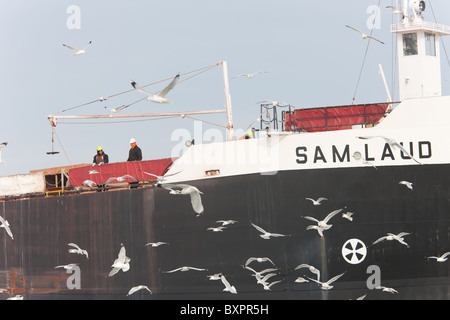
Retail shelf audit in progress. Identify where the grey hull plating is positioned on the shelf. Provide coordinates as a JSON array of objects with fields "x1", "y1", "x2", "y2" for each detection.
[{"x1": 0, "y1": 164, "x2": 449, "y2": 299}]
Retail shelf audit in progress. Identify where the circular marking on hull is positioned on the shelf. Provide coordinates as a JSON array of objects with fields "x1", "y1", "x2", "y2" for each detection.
[{"x1": 342, "y1": 238, "x2": 367, "y2": 264}]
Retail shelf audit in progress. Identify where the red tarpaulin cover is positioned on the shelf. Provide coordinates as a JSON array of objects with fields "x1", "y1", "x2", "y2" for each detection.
[
  {"x1": 69, "y1": 157, "x2": 176, "y2": 187},
  {"x1": 283, "y1": 104, "x2": 388, "y2": 132}
]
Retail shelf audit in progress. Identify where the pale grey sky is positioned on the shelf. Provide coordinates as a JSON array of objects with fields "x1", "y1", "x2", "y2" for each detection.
[{"x1": 0, "y1": 0, "x2": 449, "y2": 176}]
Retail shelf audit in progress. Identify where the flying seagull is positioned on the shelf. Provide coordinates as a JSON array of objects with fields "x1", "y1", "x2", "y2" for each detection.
[
  {"x1": 0, "y1": 142, "x2": 7, "y2": 164},
  {"x1": 207, "y1": 273, "x2": 223, "y2": 280},
  {"x1": 109, "y1": 244, "x2": 131, "y2": 277},
  {"x1": 220, "y1": 274, "x2": 237, "y2": 294},
  {"x1": 426, "y1": 252, "x2": 450, "y2": 262},
  {"x1": 375, "y1": 286, "x2": 398, "y2": 294},
  {"x1": 342, "y1": 211, "x2": 354, "y2": 221},
  {"x1": 243, "y1": 265, "x2": 279, "y2": 278},
  {"x1": 163, "y1": 266, "x2": 207, "y2": 273},
  {"x1": 207, "y1": 226, "x2": 227, "y2": 232},
  {"x1": 308, "y1": 272, "x2": 346, "y2": 290},
  {"x1": 306, "y1": 225, "x2": 326, "y2": 237},
  {"x1": 303, "y1": 208, "x2": 343, "y2": 235},
  {"x1": 130, "y1": 74, "x2": 180, "y2": 104},
  {"x1": 159, "y1": 183, "x2": 204, "y2": 215},
  {"x1": 127, "y1": 285, "x2": 152, "y2": 296},
  {"x1": 145, "y1": 242, "x2": 168, "y2": 247},
  {"x1": 105, "y1": 175, "x2": 138, "y2": 187},
  {"x1": 294, "y1": 277, "x2": 309, "y2": 283},
  {"x1": 106, "y1": 105, "x2": 127, "y2": 116},
  {"x1": 294, "y1": 264, "x2": 320, "y2": 281},
  {"x1": 345, "y1": 25, "x2": 384, "y2": 44},
  {"x1": 386, "y1": 5, "x2": 403, "y2": 15},
  {"x1": 372, "y1": 232, "x2": 410, "y2": 247},
  {"x1": 356, "y1": 136, "x2": 422, "y2": 165},
  {"x1": 251, "y1": 222, "x2": 290, "y2": 239},
  {"x1": 253, "y1": 272, "x2": 278, "y2": 286},
  {"x1": 67, "y1": 243, "x2": 88, "y2": 259},
  {"x1": 233, "y1": 71, "x2": 268, "y2": 79},
  {"x1": 245, "y1": 257, "x2": 276, "y2": 267},
  {"x1": 138, "y1": 168, "x2": 182, "y2": 183},
  {"x1": 0, "y1": 216, "x2": 13, "y2": 240},
  {"x1": 82, "y1": 180, "x2": 97, "y2": 189},
  {"x1": 216, "y1": 220, "x2": 238, "y2": 226},
  {"x1": 261, "y1": 279, "x2": 284, "y2": 291},
  {"x1": 63, "y1": 41, "x2": 92, "y2": 55},
  {"x1": 55, "y1": 263, "x2": 78, "y2": 270},
  {"x1": 399, "y1": 180, "x2": 413, "y2": 190},
  {"x1": 305, "y1": 197, "x2": 328, "y2": 205}
]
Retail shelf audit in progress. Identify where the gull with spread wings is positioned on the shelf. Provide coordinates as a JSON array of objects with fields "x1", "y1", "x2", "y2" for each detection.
[
  {"x1": 220, "y1": 274, "x2": 237, "y2": 294},
  {"x1": 345, "y1": 25, "x2": 384, "y2": 44},
  {"x1": 55, "y1": 263, "x2": 78, "y2": 270},
  {"x1": 0, "y1": 215, "x2": 13, "y2": 240},
  {"x1": 305, "y1": 197, "x2": 328, "y2": 206},
  {"x1": 302, "y1": 208, "x2": 343, "y2": 237},
  {"x1": 63, "y1": 41, "x2": 92, "y2": 55},
  {"x1": 163, "y1": 266, "x2": 207, "y2": 273},
  {"x1": 127, "y1": 285, "x2": 152, "y2": 296},
  {"x1": 426, "y1": 251, "x2": 450, "y2": 262},
  {"x1": 251, "y1": 222, "x2": 290, "y2": 239},
  {"x1": 82, "y1": 180, "x2": 97, "y2": 189},
  {"x1": 294, "y1": 263, "x2": 320, "y2": 281},
  {"x1": 357, "y1": 135, "x2": 422, "y2": 165},
  {"x1": 109, "y1": 244, "x2": 131, "y2": 277},
  {"x1": 105, "y1": 175, "x2": 138, "y2": 187},
  {"x1": 308, "y1": 272, "x2": 346, "y2": 290},
  {"x1": 233, "y1": 71, "x2": 268, "y2": 79},
  {"x1": 372, "y1": 232, "x2": 410, "y2": 248},
  {"x1": 138, "y1": 168, "x2": 182, "y2": 183},
  {"x1": 131, "y1": 74, "x2": 180, "y2": 104},
  {"x1": 245, "y1": 257, "x2": 276, "y2": 267},
  {"x1": 145, "y1": 241, "x2": 168, "y2": 247},
  {"x1": 67, "y1": 243, "x2": 88, "y2": 259},
  {"x1": 159, "y1": 183, "x2": 204, "y2": 215}
]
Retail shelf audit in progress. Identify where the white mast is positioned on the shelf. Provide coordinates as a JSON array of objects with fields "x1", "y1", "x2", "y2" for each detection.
[
  {"x1": 220, "y1": 61, "x2": 234, "y2": 141},
  {"x1": 378, "y1": 64, "x2": 392, "y2": 103},
  {"x1": 401, "y1": 0, "x2": 409, "y2": 23}
]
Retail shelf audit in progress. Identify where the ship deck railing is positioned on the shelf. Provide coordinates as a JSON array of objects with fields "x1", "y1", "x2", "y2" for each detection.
[
  {"x1": 0, "y1": 180, "x2": 158, "y2": 202},
  {"x1": 391, "y1": 21, "x2": 450, "y2": 35},
  {"x1": 280, "y1": 102, "x2": 397, "y2": 133}
]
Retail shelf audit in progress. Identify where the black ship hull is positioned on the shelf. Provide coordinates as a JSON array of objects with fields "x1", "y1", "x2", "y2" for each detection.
[{"x1": 0, "y1": 163, "x2": 449, "y2": 300}]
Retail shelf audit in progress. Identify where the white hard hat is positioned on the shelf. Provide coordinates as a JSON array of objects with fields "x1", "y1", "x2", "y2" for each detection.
[{"x1": 130, "y1": 138, "x2": 136, "y2": 144}]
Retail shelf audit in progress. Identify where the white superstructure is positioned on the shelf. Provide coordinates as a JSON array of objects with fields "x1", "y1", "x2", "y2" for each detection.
[
  {"x1": 392, "y1": 0, "x2": 450, "y2": 100},
  {"x1": 163, "y1": 1, "x2": 450, "y2": 183}
]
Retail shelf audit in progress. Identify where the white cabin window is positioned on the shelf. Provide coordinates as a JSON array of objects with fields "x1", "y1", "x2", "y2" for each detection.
[
  {"x1": 425, "y1": 33, "x2": 436, "y2": 56},
  {"x1": 403, "y1": 33, "x2": 418, "y2": 56}
]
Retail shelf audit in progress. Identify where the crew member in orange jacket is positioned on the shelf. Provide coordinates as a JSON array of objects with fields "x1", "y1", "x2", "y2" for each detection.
[{"x1": 127, "y1": 138, "x2": 142, "y2": 161}]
